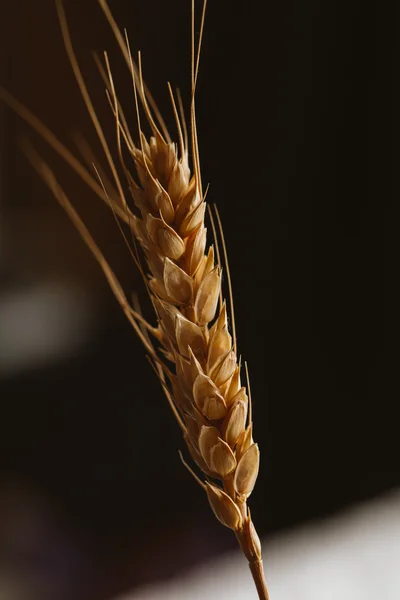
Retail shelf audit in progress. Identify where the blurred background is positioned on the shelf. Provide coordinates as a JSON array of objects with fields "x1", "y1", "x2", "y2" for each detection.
[{"x1": 0, "y1": 0, "x2": 398, "y2": 599}]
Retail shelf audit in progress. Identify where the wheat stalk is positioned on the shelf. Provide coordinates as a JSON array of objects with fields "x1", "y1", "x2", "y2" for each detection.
[{"x1": 1, "y1": 1, "x2": 270, "y2": 598}]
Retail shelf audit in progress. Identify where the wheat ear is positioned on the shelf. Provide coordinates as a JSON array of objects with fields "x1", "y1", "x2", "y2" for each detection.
[{"x1": 0, "y1": 1, "x2": 270, "y2": 597}]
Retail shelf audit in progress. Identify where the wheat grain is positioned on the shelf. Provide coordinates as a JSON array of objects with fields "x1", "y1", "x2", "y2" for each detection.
[{"x1": 0, "y1": 1, "x2": 270, "y2": 597}]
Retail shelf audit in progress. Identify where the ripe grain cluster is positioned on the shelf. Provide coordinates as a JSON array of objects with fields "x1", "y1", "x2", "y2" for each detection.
[{"x1": 0, "y1": 1, "x2": 270, "y2": 597}]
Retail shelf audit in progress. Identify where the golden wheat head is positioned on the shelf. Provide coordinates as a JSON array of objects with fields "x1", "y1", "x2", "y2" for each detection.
[{"x1": 0, "y1": 1, "x2": 270, "y2": 597}]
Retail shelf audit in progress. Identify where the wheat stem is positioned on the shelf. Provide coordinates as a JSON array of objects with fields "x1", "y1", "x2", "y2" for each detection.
[{"x1": 249, "y1": 560, "x2": 270, "y2": 600}]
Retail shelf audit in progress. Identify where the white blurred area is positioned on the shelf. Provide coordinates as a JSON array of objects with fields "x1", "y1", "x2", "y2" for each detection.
[
  {"x1": 0, "y1": 280, "x2": 94, "y2": 377},
  {"x1": 120, "y1": 488, "x2": 400, "y2": 600}
]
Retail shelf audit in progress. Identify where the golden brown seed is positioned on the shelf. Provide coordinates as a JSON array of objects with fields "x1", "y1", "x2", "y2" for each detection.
[
  {"x1": 144, "y1": 175, "x2": 165, "y2": 216},
  {"x1": 210, "y1": 349, "x2": 237, "y2": 387},
  {"x1": 195, "y1": 265, "x2": 221, "y2": 326},
  {"x1": 229, "y1": 386, "x2": 248, "y2": 406},
  {"x1": 218, "y1": 372, "x2": 235, "y2": 398},
  {"x1": 234, "y1": 443, "x2": 260, "y2": 497},
  {"x1": 179, "y1": 200, "x2": 206, "y2": 237},
  {"x1": 175, "y1": 179, "x2": 198, "y2": 225},
  {"x1": 185, "y1": 225, "x2": 207, "y2": 276},
  {"x1": 175, "y1": 314, "x2": 206, "y2": 359},
  {"x1": 194, "y1": 246, "x2": 214, "y2": 292},
  {"x1": 148, "y1": 136, "x2": 158, "y2": 167},
  {"x1": 146, "y1": 213, "x2": 185, "y2": 259},
  {"x1": 148, "y1": 277, "x2": 170, "y2": 302},
  {"x1": 209, "y1": 302, "x2": 227, "y2": 338},
  {"x1": 193, "y1": 373, "x2": 227, "y2": 419},
  {"x1": 198, "y1": 425, "x2": 220, "y2": 468},
  {"x1": 207, "y1": 324, "x2": 232, "y2": 372},
  {"x1": 188, "y1": 347, "x2": 204, "y2": 383},
  {"x1": 198, "y1": 426, "x2": 236, "y2": 477},
  {"x1": 152, "y1": 139, "x2": 176, "y2": 184},
  {"x1": 157, "y1": 221, "x2": 185, "y2": 260},
  {"x1": 155, "y1": 187, "x2": 175, "y2": 224},
  {"x1": 184, "y1": 433, "x2": 215, "y2": 478},
  {"x1": 236, "y1": 424, "x2": 253, "y2": 462},
  {"x1": 210, "y1": 438, "x2": 236, "y2": 477},
  {"x1": 206, "y1": 483, "x2": 243, "y2": 530},
  {"x1": 227, "y1": 366, "x2": 242, "y2": 403},
  {"x1": 163, "y1": 258, "x2": 193, "y2": 305},
  {"x1": 168, "y1": 160, "x2": 189, "y2": 204},
  {"x1": 223, "y1": 400, "x2": 248, "y2": 447}
]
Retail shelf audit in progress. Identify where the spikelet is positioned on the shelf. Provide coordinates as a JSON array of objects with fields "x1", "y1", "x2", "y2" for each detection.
[
  {"x1": 128, "y1": 117, "x2": 269, "y2": 595},
  {"x1": 0, "y1": 1, "x2": 270, "y2": 597},
  {"x1": 126, "y1": 116, "x2": 262, "y2": 517},
  {"x1": 115, "y1": 67, "x2": 261, "y2": 543}
]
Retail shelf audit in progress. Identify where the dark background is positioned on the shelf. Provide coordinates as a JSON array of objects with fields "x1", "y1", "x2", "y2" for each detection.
[{"x1": 0, "y1": 1, "x2": 398, "y2": 598}]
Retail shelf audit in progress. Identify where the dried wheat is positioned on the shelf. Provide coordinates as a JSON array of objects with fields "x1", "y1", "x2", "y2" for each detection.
[{"x1": 0, "y1": 1, "x2": 270, "y2": 598}]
